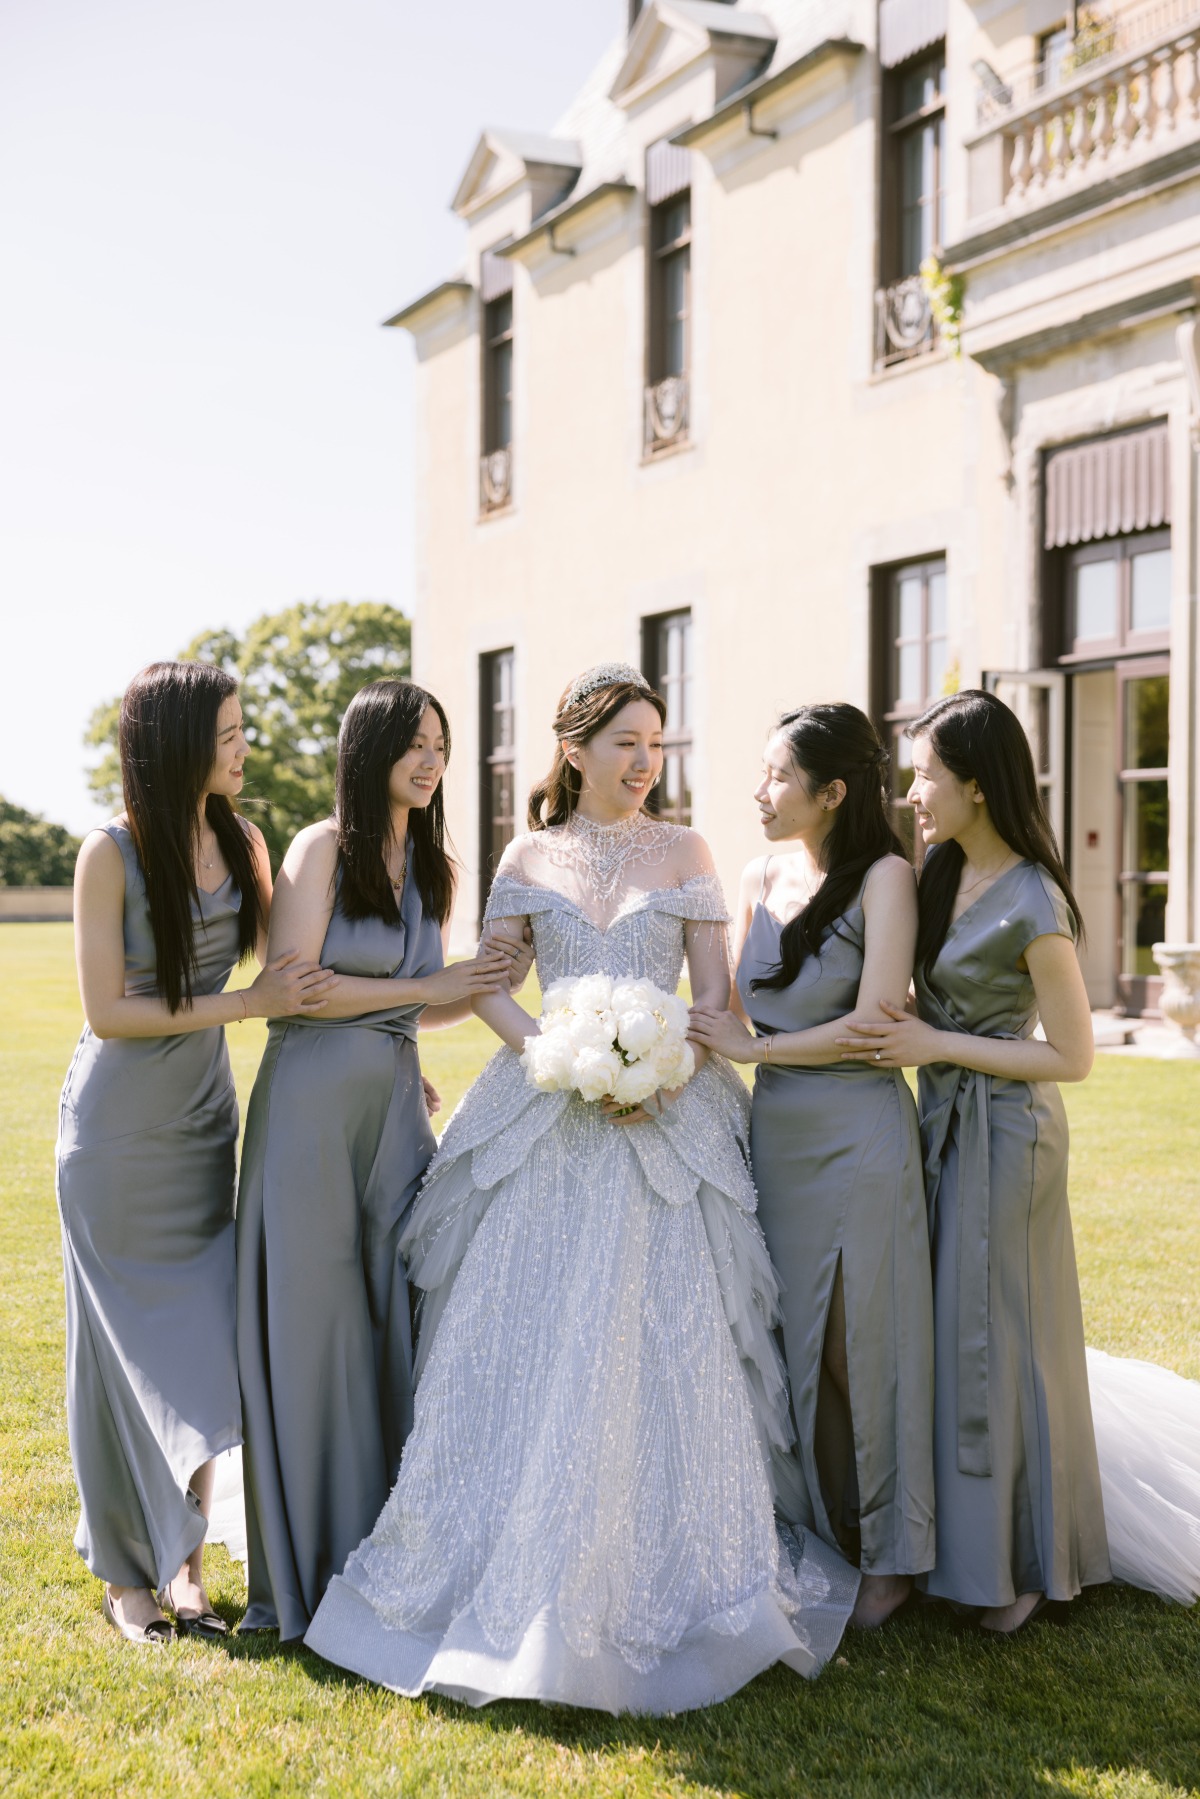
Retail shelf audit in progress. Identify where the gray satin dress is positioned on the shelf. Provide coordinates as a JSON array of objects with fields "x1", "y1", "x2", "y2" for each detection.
[
  {"x1": 739, "y1": 866, "x2": 935, "y2": 1576},
  {"x1": 236, "y1": 857, "x2": 442, "y2": 1639},
  {"x1": 916, "y1": 858, "x2": 1110, "y2": 1606},
  {"x1": 55, "y1": 819, "x2": 243, "y2": 1590}
]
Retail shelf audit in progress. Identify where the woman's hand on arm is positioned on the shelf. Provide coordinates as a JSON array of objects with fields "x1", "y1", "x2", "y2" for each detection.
[
  {"x1": 470, "y1": 916, "x2": 541, "y2": 1051},
  {"x1": 836, "y1": 931, "x2": 1094, "y2": 1083},
  {"x1": 75, "y1": 829, "x2": 333, "y2": 1037}
]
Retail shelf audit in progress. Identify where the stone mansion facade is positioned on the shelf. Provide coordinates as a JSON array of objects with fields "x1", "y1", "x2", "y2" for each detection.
[{"x1": 392, "y1": 0, "x2": 1200, "y2": 1011}]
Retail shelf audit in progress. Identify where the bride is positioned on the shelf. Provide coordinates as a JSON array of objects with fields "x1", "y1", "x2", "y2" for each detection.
[{"x1": 304, "y1": 663, "x2": 859, "y2": 1712}]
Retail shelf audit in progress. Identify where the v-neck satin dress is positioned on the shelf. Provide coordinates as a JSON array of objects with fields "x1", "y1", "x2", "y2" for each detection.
[
  {"x1": 915, "y1": 857, "x2": 1110, "y2": 1606},
  {"x1": 236, "y1": 860, "x2": 443, "y2": 1639},
  {"x1": 55, "y1": 819, "x2": 243, "y2": 1590},
  {"x1": 738, "y1": 868, "x2": 936, "y2": 1577}
]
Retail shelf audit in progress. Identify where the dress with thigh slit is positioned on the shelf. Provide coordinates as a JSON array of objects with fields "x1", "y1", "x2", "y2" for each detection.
[
  {"x1": 236, "y1": 854, "x2": 442, "y2": 1639},
  {"x1": 738, "y1": 862, "x2": 936, "y2": 1577}
]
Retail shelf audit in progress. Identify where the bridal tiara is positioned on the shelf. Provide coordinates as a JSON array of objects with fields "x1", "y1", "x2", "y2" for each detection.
[{"x1": 564, "y1": 663, "x2": 652, "y2": 709}]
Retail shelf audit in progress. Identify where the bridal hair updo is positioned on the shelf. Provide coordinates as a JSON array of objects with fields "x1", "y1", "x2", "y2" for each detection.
[
  {"x1": 336, "y1": 679, "x2": 456, "y2": 926},
  {"x1": 907, "y1": 688, "x2": 1084, "y2": 975},
  {"x1": 528, "y1": 663, "x2": 667, "y2": 830},
  {"x1": 118, "y1": 660, "x2": 264, "y2": 1014},
  {"x1": 752, "y1": 703, "x2": 906, "y2": 993}
]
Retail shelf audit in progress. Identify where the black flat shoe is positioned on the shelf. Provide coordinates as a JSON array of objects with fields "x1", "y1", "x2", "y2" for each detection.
[
  {"x1": 157, "y1": 1582, "x2": 229, "y2": 1640},
  {"x1": 102, "y1": 1587, "x2": 175, "y2": 1646}
]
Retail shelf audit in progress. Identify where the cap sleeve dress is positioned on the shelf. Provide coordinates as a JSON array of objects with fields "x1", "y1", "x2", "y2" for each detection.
[
  {"x1": 55, "y1": 820, "x2": 243, "y2": 1591},
  {"x1": 737, "y1": 864, "x2": 935, "y2": 1577},
  {"x1": 235, "y1": 855, "x2": 443, "y2": 1639},
  {"x1": 914, "y1": 858, "x2": 1110, "y2": 1606}
]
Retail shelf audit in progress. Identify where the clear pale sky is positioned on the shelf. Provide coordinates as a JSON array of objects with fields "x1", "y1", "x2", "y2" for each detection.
[{"x1": 1, "y1": 1, "x2": 617, "y2": 833}]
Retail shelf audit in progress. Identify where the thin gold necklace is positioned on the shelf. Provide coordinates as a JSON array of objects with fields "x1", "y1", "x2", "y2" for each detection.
[{"x1": 958, "y1": 850, "x2": 1017, "y2": 897}]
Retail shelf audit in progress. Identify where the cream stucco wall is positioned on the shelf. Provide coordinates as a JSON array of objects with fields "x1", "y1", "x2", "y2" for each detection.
[{"x1": 403, "y1": 4, "x2": 1200, "y2": 973}]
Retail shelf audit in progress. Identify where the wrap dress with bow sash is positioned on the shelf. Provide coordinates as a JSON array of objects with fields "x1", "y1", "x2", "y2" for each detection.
[
  {"x1": 915, "y1": 858, "x2": 1110, "y2": 1606},
  {"x1": 236, "y1": 860, "x2": 443, "y2": 1638}
]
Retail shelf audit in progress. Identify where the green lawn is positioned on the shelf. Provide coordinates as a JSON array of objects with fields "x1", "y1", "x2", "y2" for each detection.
[{"x1": 2, "y1": 922, "x2": 1198, "y2": 1799}]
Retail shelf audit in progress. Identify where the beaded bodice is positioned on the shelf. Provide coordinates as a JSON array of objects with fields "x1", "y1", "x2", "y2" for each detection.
[{"x1": 484, "y1": 817, "x2": 729, "y2": 988}]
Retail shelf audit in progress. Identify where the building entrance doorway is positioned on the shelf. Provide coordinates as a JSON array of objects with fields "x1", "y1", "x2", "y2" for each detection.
[{"x1": 988, "y1": 655, "x2": 1170, "y2": 1014}]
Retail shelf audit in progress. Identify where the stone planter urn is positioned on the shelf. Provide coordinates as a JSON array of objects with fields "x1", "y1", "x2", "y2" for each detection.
[{"x1": 1151, "y1": 943, "x2": 1200, "y2": 1056}]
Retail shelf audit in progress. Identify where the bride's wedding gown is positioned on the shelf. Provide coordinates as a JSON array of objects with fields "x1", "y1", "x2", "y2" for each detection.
[{"x1": 304, "y1": 817, "x2": 860, "y2": 1712}]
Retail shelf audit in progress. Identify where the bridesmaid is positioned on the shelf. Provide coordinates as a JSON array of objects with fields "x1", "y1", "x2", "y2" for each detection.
[
  {"x1": 838, "y1": 689, "x2": 1110, "y2": 1632},
  {"x1": 689, "y1": 704, "x2": 935, "y2": 1628},
  {"x1": 58, "y1": 661, "x2": 332, "y2": 1645},
  {"x1": 236, "y1": 678, "x2": 518, "y2": 1640}
]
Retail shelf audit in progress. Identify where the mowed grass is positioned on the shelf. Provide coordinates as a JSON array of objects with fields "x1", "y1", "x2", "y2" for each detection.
[{"x1": 2, "y1": 921, "x2": 1199, "y2": 1799}]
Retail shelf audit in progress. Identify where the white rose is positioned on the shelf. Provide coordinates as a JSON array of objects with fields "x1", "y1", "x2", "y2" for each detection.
[
  {"x1": 572, "y1": 1045, "x2": 622, "y2": 1102},
  {"x1": 615, "y1": 1007, "x2": 660, "y2": 1059}
]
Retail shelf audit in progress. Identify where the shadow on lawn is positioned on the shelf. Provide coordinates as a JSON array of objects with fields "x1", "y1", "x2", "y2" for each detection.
[{"x1": 278, "y1": 1583, "x2": 1200, "y2": 1799}]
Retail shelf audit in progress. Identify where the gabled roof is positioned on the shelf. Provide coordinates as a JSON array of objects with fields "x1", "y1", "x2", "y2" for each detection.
[
  {"x1": 610, "y1": 0, "x2": 776, "y2": 108},
  {"x1": 451, "y1": 127, "x2": 583, "y2": 217}
]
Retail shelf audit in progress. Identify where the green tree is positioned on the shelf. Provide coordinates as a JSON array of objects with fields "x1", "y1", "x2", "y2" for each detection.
[
  {"x1": 0, "y1": 797, "x2": 82, "y2": 886},
  {"x1": 85, "y1": 600, "x2": 411, "y2": 867}
]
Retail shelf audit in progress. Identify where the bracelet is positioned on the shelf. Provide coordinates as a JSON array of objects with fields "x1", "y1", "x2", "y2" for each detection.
[
  {"x1": 762, "y1": 1034, "x2": 775, "y2": 1064},
  {"x1": 235, "y1": 991, "x2": 248, "y2": 1023}
]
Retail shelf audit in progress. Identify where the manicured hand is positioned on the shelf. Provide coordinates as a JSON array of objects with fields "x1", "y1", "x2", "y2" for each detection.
[
  {"x1": 687, "y1": 1005, "x2": 758, "y2": 1062},
  {"x1": 421, "y1": 1075, "x2": 442, "y2": 1116},
  {"x1": 481, "y1": 922, "x2": 534, "y2": 992},
  {"x1": 601, "y1": 1085, "x2": 682, "y2": 1127},
  {"x1": 835, "y1": 1000, "x2": 946, "y2": 1067},
  {"x1": 422, "y1": 949, "x2": 513, "y2": 1005},
  {"x1": 246, "y1": 949, "x2": 336, "y2": 1017}
]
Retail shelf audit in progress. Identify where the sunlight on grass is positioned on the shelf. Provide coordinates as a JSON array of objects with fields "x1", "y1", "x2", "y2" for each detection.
[{"x1": 2, "y1": 923, "x2": 1198, "y2": 1799}]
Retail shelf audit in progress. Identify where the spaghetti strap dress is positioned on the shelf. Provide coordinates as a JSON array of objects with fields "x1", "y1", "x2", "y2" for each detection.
[
  {"x1": 235, "y1": 856, "x2": 443, "y2": 1639},
  {"x1": 738, "y1": 862, "x2": 935, "y2": 1577},
  {"x1": 915, "y1": 858, "x2": 1110, "y2": 1606},
  {"x1": 55, "y1": 819, "x2": 243, "y2": 1591}
]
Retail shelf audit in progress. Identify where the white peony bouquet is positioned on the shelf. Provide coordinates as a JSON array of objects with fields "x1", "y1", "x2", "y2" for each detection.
[{"x1": 521, "y1": 974, "x2": 696, "y2": 1109}]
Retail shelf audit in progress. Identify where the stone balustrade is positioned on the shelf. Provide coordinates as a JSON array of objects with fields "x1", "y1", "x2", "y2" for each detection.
[{"x1": 966, "y1": 10, "x2": 1200, "y2": 221}]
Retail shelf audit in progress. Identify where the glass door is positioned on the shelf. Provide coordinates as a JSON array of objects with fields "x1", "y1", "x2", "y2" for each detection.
[
  {"x1": 984, "y1": 670, "x2": 1066, "y2": 851},
  {"x1": 1116, "y1": 659, "x2": 1169, "y2": 1012}
]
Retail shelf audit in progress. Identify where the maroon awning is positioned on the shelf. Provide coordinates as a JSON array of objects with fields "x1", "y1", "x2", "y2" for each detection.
[{"x1": 1044, "y1": 424, "x2": 1171, "y2": 549}]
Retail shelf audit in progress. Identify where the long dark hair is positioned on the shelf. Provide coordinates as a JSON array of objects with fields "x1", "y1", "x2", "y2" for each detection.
[
  {"x1": 528, "y1": 677, "x2": 667, "y2": 829},
  {"x1": 908, "y1": 688, "x2": 1084, "y2": 975},
  {"x1": 335, "y1": 679, "x2": 455, "y2": 925},
  {"x1": 119, "y1": 661, "x2": 263, "y2": 1014},
  {"x1": 752, "y1": 704, "x2": 906, "y2": 991}
]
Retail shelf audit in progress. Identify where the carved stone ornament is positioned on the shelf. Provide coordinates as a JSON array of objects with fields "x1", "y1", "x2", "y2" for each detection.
[
  {"x1": 882, "y1": 275, "x2": 934, "y2": 351},
  {"x1": 645, "y1": 374, "x2": 688, "y2": 449},
  {"x1": 1152, "y1": 943, "x2": 1200, "y2": 1054},
  {"x1": 480, "y1": 446, "x2": 513, "y2": 512}
]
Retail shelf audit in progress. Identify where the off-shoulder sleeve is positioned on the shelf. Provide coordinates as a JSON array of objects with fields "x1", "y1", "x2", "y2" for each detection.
[
  {"x1": 482, "y1": 834, "x2": 561, "y2": 923},
  {"x1": 647, "y1": 872, "x2": 731, "y2": 924},
  {"x1": 1015, "y1": 864, "x2": 1078, "y2": 951}
]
